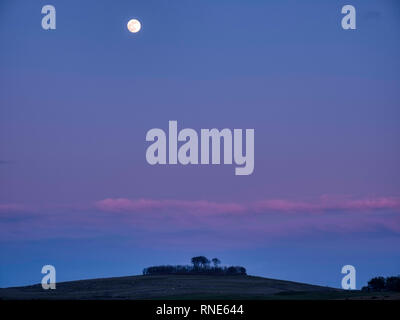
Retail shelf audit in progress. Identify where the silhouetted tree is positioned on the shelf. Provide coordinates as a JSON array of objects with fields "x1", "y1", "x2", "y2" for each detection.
[
  {"x1": 191, "y1": 256, "x2": 201, "y2": 268},
  {"x1": 368, "y1": 277, "x2": 386, "y2": 291},
  {"x1": 386, "y1": 276, "x2": 400, "y2": 292},
  {"x1": 143, "y1": 256, "x2": 247, "y2": 276},
  {"x1": 238, "y1": 267, "x2": 247, "y2": 275},
  {"x1": 227, "y1": 266, "x2": 237, "y2": 274},
  {"x1": 191, "y1": 256, "x2": 209, "y2": 269},
  {"x1": 212, "y1": 258, "x2": 221, "y2": 268}
]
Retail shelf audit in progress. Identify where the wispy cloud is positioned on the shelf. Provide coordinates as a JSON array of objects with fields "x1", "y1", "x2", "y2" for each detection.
[
  {"x1": 1, "y1": 195, "x2": 399, "y2": 244},
  {"x1": 94, "y1": 195, "x2": 400, "y2": 214},
  {"x1": 253, "y1": 196, "x2": 400, "y2": 213},
  {"x1": 95, "y1": 198, "x2": 246, "y2": 215},
  {"x1": 0, "y1": 203, "x2": 28, "y2": 212}
]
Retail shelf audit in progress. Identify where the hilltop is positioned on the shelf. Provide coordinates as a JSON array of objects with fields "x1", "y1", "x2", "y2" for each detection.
[
  {"x1": 0, "y1": 274, "x2": 350, "y2": 300},
  {"x1": 2, "y1": 274, "x2": 400, "y2": 300}
]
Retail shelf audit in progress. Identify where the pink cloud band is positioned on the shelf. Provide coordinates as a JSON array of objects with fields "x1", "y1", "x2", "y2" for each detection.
[
  {"x1": 94, "y1": 196, "x2": 400, "y2": 214},
  {"x1": 1, "y1": 195, "x2": 399, "y2": 243}
]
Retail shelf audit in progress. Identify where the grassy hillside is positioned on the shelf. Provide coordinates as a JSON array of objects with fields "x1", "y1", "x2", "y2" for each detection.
[{"x1": 1, "y1": 274, "x2": 399, "y2": 300}]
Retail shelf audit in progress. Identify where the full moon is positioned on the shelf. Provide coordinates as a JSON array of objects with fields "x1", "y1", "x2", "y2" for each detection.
[{"x1": 127, "y1": 19, "x2": 141, "y2": 33}]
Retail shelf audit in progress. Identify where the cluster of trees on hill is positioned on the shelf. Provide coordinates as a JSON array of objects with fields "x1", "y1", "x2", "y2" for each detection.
[
  {"x1": 142, "y1": 256, "x2": 247, "y2": 276},
  {"x1": 362, "y1": 276, "x2": 400, "y2": 292}
]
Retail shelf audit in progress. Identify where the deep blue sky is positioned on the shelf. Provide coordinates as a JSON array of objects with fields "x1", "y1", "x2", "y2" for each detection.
[{"x1": 1, "y1": 0, "x2": 399, "y2": 288}]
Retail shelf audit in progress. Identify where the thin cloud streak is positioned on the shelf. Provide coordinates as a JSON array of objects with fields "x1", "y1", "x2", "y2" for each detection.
[
  {"x1": 95, "y1": 198, "x2": 247, "y2": 215},
  {"x1": 1, "y1": 196, "x2": 399, "y2": 243},
  {"x1": 95, "y1": 196, "x2": 400, "y2": 214}
]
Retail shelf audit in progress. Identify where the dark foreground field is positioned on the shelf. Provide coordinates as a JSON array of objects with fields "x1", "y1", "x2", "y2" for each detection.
[{"x1": 1, "y1": 275, "x2": 399, "y2": 300}]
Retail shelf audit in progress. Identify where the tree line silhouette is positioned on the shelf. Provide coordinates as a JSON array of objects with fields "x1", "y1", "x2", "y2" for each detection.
[
  {"x1": 362, "y1": 275, "x2": 400, "y2": 292},
  {"x1": 143, "y1": 256, "x2": 247, "y2": 276}
]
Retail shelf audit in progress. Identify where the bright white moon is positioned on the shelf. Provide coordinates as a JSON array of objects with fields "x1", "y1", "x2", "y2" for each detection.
[{"x1": 127, "y1": 19, "x2": 141, "y2": 33}]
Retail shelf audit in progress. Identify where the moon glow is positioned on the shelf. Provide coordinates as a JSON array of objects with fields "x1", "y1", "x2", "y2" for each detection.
[{"x1": 127, "y1": 19, "x2": 141, "y2": 33}]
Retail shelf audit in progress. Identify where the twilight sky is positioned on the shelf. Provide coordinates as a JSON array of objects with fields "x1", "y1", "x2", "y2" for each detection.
[{"x1": 0, "y1": 0, "x2": 400, "y2": 288}]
